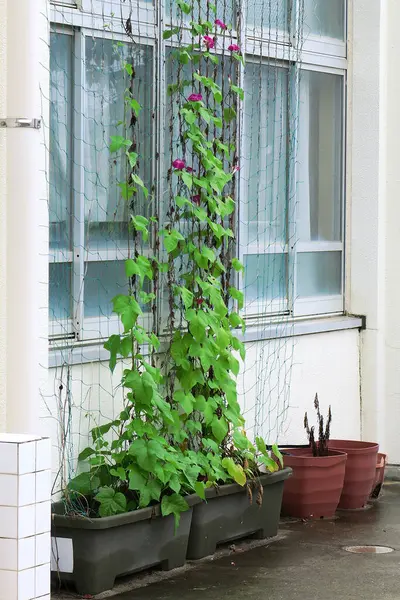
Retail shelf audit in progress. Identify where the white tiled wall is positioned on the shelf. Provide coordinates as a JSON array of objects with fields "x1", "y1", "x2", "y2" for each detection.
[{"x1": 0, "y1": 435, "x2": 51, "y2": 600}]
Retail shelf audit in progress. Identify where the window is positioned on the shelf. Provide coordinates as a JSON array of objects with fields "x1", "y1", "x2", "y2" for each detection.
[{"x1": 49, "y1": 0, "x2": 347, "y2": 341}]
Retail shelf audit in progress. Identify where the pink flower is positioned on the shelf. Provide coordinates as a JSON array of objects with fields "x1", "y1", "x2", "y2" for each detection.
[
  {"x1": 232, "y1": 165, "x2": 240, "y2": 173},
  {"x1": 196, "y1": 297, "x2": 204, "y2": 305},
  {"x1": 185, "y1": 166, "x2": 194, "y2": 173},
  {"x1": 172, "y1": 159, "x2": 186, "y2": 170},
  {"x1": 203, "y1": 35, "x2": 215, "y2": 49},
  {"x1": 192, "y1": 194, "x2": 201, "y2": 205},
  {"x1": 188, "y1": 93, "x2": 203, "y2": 102},
  {"x1": 228, "y1": 44, "x2": 240, "y2": 52},
  {"x1": 215, "y1": 19, "x2": 227, "y2": 29}
]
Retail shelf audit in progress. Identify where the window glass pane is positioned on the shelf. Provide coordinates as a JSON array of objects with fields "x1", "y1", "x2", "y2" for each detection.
[
  {"x1": 297, "y1": 70, "x2": 343, "y2": 243},
  {"x1": 241, "y1": 64, "x2": 288, "y2": 308},
  {"x1": 49, "y1": 32, "x2": 72, "y2": 251},
  {"x1": 246, "y1": 0, "x2": 288, "y2": 32},
  {"x1": 303, "y1": 0, "x2": 345, "y2": 41},
  {"x1": 49, "y1": 263, "x2": 72, "y2": 321},
  {"x1": 83, "y1": 261, "x2": 129, "y2": 318},
  {"x1": 244, "y1": 253, "x2": 287, "y2": 307},
  {"x1": 297, "y1": 251, "x2": 342, "y2": 297},
  {"x1": 84, "y1": 40, "x2": 153, "y2": 251}
]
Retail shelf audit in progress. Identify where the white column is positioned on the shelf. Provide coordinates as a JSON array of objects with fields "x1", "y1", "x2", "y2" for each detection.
[
  {"x1": 0, "y1": 434, "x2": 51, "y2": 600},
  {"x1": 5, "y1": 0, "x2": 43, "y2": 433}
]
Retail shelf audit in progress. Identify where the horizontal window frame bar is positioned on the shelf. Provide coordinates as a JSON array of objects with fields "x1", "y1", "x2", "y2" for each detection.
[{"x1": 49, "y1": 314, "x2": 364, "y2": 368}]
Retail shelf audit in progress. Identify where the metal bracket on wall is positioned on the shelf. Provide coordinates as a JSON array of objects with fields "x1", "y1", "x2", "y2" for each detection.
[{"x1": 0, "y1": 118, "x2": 41, "y2": 129}]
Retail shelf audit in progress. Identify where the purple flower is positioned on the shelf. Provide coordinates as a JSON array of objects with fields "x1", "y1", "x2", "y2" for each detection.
[
  {"x1": 228, "y1": 43, "x2": 240, "y2": 52},
  {"x1": 203, "y1": 35, "x2": 215, "y2": 49},
  {"x1": 172, "y1": 159, "x2": 186, "y2": 170},
  {"x1": 192, "y1": 194, "x2": 201, "y2": 205},
  {"x1": 188, "y1": 93, "x2": 203, "y2": 102},
  {"x1": 215, "y1": 19, "x2": 227, "y2": 30}
]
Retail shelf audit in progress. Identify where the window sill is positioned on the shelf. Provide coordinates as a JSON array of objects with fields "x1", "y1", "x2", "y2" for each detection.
[{"x1": 49, "y1": 314, "x2": 365, "y2": 368}]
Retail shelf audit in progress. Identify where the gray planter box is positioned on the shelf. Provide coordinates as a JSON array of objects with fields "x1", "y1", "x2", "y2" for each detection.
[
  {"x1": 51, "y1": 495, "x2": 199, "y2": 595},
  {"x1": 186, "y1": 468, "x2": 292, "y2": 560}
]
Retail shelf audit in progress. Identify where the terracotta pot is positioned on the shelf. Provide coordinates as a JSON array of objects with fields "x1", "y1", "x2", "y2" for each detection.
[
  {"x1": 281, "y1": 448, "x2": 347, "y2": 519},
  {"x1": 329, "y1": 440, "x2": 379, "y2": 509},
  {"x1": 370, "y1": 452, "x2": 387, "y2": 499}
]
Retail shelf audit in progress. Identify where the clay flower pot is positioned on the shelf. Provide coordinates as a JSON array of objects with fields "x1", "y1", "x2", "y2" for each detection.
[
  {"x1": 329, "y1": 440, "x2": 379, "y2": 509},
  {"x1": 281, "y1": 448, "x2": 347, "y2": 519},
  {"x1": 370, "y1": 452, "x2": 387, "y2": 499}
]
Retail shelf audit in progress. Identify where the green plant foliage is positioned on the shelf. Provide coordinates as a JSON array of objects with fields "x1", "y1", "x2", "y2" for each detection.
[{"x1": 63, "y1": 0, "x2": 283, "y2": 524}]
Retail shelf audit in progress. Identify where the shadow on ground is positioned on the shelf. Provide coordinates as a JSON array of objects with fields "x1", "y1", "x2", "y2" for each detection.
[{"x1": 103, "y1": 483, "x2": 400, "y2": 600}]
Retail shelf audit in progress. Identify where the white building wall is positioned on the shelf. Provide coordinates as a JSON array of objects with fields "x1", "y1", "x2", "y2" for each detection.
[{"x1": 42, "y1": 329, "x2": 360, "y2": 487}]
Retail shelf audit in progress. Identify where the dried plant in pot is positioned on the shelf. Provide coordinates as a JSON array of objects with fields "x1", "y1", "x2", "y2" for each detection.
[{"x1": 281, "y1": 394, "x2": 347, "y2": 519}]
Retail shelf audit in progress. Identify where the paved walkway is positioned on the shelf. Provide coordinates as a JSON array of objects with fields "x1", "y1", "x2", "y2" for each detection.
[{"x1": 110, "y1": 482, "x2": 400, "y2": 600}]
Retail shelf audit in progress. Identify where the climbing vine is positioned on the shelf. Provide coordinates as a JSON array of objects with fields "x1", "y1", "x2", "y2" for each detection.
[{"x1": 66, "y1": 1, "x2": 282, "y2": 527}]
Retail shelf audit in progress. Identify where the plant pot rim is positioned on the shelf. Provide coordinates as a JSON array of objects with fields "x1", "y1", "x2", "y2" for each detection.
[
  {"x1": 52, "y1": 493, "x2": 201, "y2": 530},
  {"x1": 329, "y1": 439, "x2": 379, "y2": 453},
  {"x1": 203, "y1": 468, "x2": 292, "y2": 500},
  {"x1": 282, "y1": 448, "x2": 347, "y2": 467}
]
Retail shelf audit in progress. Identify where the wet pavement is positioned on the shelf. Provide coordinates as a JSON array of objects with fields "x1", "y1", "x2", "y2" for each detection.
[{"x1": 109, "y1": 482, "x2": 400, "y2": 600}]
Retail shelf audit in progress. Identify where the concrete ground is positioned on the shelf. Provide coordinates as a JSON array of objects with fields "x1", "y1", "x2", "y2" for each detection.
[{"x1": 107, "y1": 482, "x2": 400, "y2": 600}]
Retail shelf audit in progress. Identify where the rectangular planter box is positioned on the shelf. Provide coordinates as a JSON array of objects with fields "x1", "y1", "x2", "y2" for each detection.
[
  {"x1": 186, "y1": 468, "x2": 292, "y2": 559},
  {"x1": 52, "y1": 495, "x2": 199, "y2": 595}
]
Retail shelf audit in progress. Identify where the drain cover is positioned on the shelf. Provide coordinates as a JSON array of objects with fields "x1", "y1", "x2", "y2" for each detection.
[{"x1": 344, "y1": 545, "x2": 394, "y2": 554}]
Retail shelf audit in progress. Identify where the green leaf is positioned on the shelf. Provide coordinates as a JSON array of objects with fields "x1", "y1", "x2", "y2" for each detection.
[
  {"x1": 169, "y1": 473, "x2": 181, "y2": 493},
  {"x1": 78, "y1": 447, "x2": 95, "y2": 462},
  {"x1": 128, "y1": 470, "x2": 147, "y2": 491},
  {"x1": 161, "y1": 493, "x2": 189, "y2": 531},
  {"x1": 95, "y1": 487, "x2": 127, "y2": 517},
  {"x1": 163, "y1": 27, "x2": 179, "y2": 39},
  {"x1": 231, "y1": 85, "x2": 245, "y2": 101},
  {"x1": 211, "y1": 416, "x2": 228, "y2": 443},
  {"x1": 177, "y1": 0, "x2": 191, "y2": 13},
  {"x1": 112, "y1": 295, "x2": 142, "y2": 331},
  {"x1": 229, "y1": 287, "x2": 244, "y2": 310},
  {"x1": 174, "y1": 390, "x2": 195, "y2": 415},
  {"x1": 129, "y1": 98, "x2": 142, "y2": 116},
  {"x1": 68, "y1": 472, "x2": 100, "y2": 495},
  {"x1": 181, "y1": 171, "x2": 193, "y2": 189},
  {"x1": 147, "y1": 478, "x2": 162, "y2": 502},
  {"x1": 255, "y1": 436, "x2": 267, "y2": 455},
  {"x1": 272, "y1": 444, "x2": 284, "y2": 469},
  {"x1": 194, "y1": 481, "x2": 206, "y2": 500},
  {"x1": 104, "y1": 334, "x2": 121, "y2": 372},
  {"x1": 110, "y1": 467, "x2": 126, "y2": 481},
  {"x1": 231, "y1": 258, "x2": 244, "y2": 272},
  {"x1": 129, "y1": 439, "x2": 157, "y2": 471},
  {"x1": 223, "y1": 106, "x2": 237, "y2": 123},
  {"x1": 131, "y1": 215, "x2": 149, "y2": 241},
  {"x1": 233, "y1": 430, "x2": 252, "y2": 451},
  {"x1": 221, "y1": 458, "x2": 246, "y2": 486},
  {"x1": 131, "y1": 174, "x2": 149, "y2": 199},
  {"x1": 110, "y1": 135, "x2": 131, "y2": 153},
  {"x1": 180, "y1": 287, "x2": 194, "y2": 309},
  {"x1": 127, "y1": 152, "x2": 138, "y2": 168}
]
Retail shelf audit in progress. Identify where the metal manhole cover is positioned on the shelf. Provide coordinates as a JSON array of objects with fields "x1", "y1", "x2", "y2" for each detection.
[{"x1": 344, "y1": 545, "x2": 394, "y2": 554}]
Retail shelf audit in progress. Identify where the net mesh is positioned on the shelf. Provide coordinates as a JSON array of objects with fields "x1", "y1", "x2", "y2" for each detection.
[{"x1": 41, "y1": 0, "x2": 312, "y2": 493}]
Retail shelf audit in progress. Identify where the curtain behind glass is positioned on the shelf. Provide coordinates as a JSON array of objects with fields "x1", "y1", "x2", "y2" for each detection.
[
  {"x1": 49, "y1": 33, "x2": 73, "y2": 251},
  {"x1": 84, "y1": 39, "x2": 153, "y2": 251},
  {"x1": 242, "y1": 64, "x2": 288, "y2": 307}
]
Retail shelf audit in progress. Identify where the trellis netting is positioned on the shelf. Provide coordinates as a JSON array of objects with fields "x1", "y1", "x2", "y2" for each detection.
[{"x1": 42, "y1": 0, "x2": 345, "y2": 491}]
